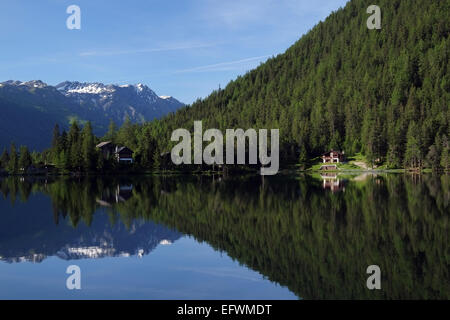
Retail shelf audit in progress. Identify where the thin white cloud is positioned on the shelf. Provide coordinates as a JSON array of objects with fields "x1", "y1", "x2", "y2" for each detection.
[
  {"x1": 174, "y1": 55, "x2": 271, "y2": 74},
  {"x1": 79, "y1": 43, "x2": 216, "y2": 57}
]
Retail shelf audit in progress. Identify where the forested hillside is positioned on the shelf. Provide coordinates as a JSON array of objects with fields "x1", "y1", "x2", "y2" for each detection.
[
  {"x1": 2, "y1": 0, "x2": 448, "y2": 173},
  {"x1": 125, "y1": 0, "x2": 449, "y2": 170}
]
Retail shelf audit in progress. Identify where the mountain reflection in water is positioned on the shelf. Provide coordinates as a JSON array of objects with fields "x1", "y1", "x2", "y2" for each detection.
[{"x1": 0, "y1": 174, "x2": 448, "y2": 299}]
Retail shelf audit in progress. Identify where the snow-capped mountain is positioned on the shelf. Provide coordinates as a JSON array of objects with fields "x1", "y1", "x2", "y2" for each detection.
[
  {"x1": 0, "y1": 80, "x2": 48, "y2": 88},
  {"x1": 56, "y1": 81, "x2": 184, "y2": 123},
  {"x1": 0, "y1": 80, "x2": 184, "y2": 150},
  {"x1": 0, "y1": 218, "x2": 182, "y2": 264}
]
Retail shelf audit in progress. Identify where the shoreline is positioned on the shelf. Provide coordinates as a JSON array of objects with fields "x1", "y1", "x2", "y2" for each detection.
[{"x1": 1, "y1": 167, "x2": 448, "y2": 178}]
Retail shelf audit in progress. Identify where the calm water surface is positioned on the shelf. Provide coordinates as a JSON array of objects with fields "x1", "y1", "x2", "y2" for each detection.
[{"x1": 0, "y1": 174, "x2": 448, "y2": 299}]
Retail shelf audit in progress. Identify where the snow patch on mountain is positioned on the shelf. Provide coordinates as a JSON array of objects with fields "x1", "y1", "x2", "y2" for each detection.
[
  {"x1": 21, "y1": 80, "x2": 48, "y2": 88},
  {"x1": 0, "y1": 80, "x2": 48, "y2": 88},
  {"x1": 56, "y1": 81, "x2": 115, "y2": 94}
]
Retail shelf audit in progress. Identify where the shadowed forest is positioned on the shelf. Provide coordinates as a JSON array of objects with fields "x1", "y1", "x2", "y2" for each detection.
[{"x1": 1, "y1": 173, "x2": 448, "y2": 299}]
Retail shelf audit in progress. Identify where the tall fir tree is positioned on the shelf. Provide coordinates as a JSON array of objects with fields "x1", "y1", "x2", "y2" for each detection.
[
  {"x1": 0, "y1": 149, "x2": 9, "y2": 170},
  {"x1": 81, "y1": 121, "x2": 96, "y2": 170},
  {"x1": 18, "y1": 146, "x2": 32, "y2": 171},
  {"x1": 106, "y1": 119, "x2": 118, "y2": 143},
  {"x1": 51, "y1": 124, "x2": 61, "y2": 163},
  {"x1": 7, "y1": 143, "x2": 18, "y2": 174}
]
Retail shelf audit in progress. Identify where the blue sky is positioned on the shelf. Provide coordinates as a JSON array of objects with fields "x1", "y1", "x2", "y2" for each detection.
[{"x1": 0, "y1": 0, "x2": 348, "y2": 104}]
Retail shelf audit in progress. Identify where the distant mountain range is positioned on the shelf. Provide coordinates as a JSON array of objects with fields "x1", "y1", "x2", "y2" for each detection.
[
  {"x1": 0, "y1": 196, "x2": 182, "y2": 264},
  {"x1": 0, "y1": 80, "x2": 184, "y2": 150},
  {"x1": 0, "y1": 217, "x2": 181, "y2": 264}
]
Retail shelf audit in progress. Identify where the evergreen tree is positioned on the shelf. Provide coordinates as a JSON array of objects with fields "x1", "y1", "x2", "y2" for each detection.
[
  {"x1": 106, "y1": 119, "x2": 118, "y2": 143},
  {"x1": 117, "y1": 116, "x2": 137, "y2": 151},
  {"x1": 298, "y1": 145, "x2": 308, "y2": 168},
  {"x1": 18, "y1": 146, "x2": 32, "y2": 171},
  {"x1": 96, "y1": 151, "x2": 105, "y2": 172},
  {"x1": 426, "y1": 145, "x2": 440, "y2": 171},
  {"x1": 440, "y1": 135, "x2": 449, "y2": 171},
  {"x1": 81, "y1": 121, "x2": 95, "y2": 170},
  {"x1": 7, "y1": 143, "x2": 18, "y2": 174},
  {"x1": 70, "y1": 141, "x2": 83, "y2": 171},
  {"x1": 0, "y1": 149, "x2": 9, "y2": 170},
  {"x1": 67, "y1": 121, "x2": 82, "y2": 170},
  {"x1": 51, "y1": 124, "x2": 61, "y2": 162},
  {"x1": 31, "y1": 151, "x2": 42, "y2": 165},
  {"x1": 68, "y1": 121, "x2": 80, "y2": 147},
  {"x1": 152, "y1": 149, "x2": 161, "y2": 171},
  {"x1": 60, "y1": 130, "x2": 68, "y2": 151},
  {"x1": 56, "y1": 150, "x2": 69, "y2": 171},
  {"x1": 404, "y1": 122, "x2": 422, "y2": 169}
]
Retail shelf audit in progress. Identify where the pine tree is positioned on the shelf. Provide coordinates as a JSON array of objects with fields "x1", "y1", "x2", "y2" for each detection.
[
  {"x1": 70, "y1": 141, "x2": 82, "y2": 171},
  {"x1": 298, "y1": 145, "x2": 308, "y2": 168},
  {"x1": 440, "y1": 135, "x2": 449, "y2": 171},
  {"x1": 67, "y1": 121, "x2": 82, "y2": 171},
  {"x1": 7, "y1": 143, "x2": 18, "y2": 174},
  {"x1": 426, "y1": 145, "x2": 440, "y2": 171},
  {"x1": 106, "y1": 119, "x2": 117, "y2": 143},
  {"x1": 81, "y1": 121, "x2": 95, "y2": 170},
  {"x1": 68, "y1": 121, "x2": 80, "y2": 147},
  {"x1": 117, "y1": 116, "x2": 137, "y2": 150},
  {"x1": 404, "y1": 122, "x2": 421, "y2": 169},
  {"x1": 56, "y1": 150, "x2": 69, "y2": 171},
  {"x1": 96, "y1": 151, "x2": 105, "y2": 172},
  {"x1": 51, "y1": 124, "x2": 61, "y2": 163},
  {"x1": 152, "y1": 149, "x2": 161, "y2": 171},
  {"x1": 31, "y1": 151, "x2": 42, "y2": 165},
  {"x1": 60, "y1": 130, "x2": 68, "y2": 151},
  {"x1": 18, "y1": 146, "x2": 32, "y2": 171},
  {"x1": 0, "y1": 149, "x2": 9, "y2": 170}
]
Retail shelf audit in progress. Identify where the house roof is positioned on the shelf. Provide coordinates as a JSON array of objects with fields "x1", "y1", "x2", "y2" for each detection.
[
  {"x1": 116, "y1": 146, "x2": 133, "y2": 154},
  {"x1": 322, "y1": 150, "x2": 343, "y2": 156},
  {"x1": 96, "y1": 141, "x2": 112, "y2": 148}
]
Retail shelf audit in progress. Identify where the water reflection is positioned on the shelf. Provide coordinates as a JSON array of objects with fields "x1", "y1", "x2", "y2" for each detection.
[
  {"x1": 0, "y1": 173, "x2": 448, "y2": 299},
  {"x1": 320, "y1": 172, "x2": 347, "y2": 192}
]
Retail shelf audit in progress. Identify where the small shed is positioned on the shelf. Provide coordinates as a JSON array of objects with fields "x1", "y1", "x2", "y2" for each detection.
[{"x1": 115, "y1": 146, "x2": 133, "y2": 163}]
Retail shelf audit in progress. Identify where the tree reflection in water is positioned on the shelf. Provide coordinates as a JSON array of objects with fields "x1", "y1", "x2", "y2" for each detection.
[{"x1": 0, "y1": 173, "x2": 448, "y2": 299}]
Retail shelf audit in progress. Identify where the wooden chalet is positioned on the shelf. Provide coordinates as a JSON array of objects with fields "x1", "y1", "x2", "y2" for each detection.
[
  {"x1": 115, "y1": 146, "x2": 133, "y2": 163},
  {"x1": 322, "y1": 150, "x2": 345, "y2": 163},
  {"x1": 96, "y1": 142, "x2": 134, "y2": 163}
]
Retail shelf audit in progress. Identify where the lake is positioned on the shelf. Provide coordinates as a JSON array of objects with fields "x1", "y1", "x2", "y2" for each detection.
[{"x1": 0, "y1": 173, "x2": 448, "y2": 299}]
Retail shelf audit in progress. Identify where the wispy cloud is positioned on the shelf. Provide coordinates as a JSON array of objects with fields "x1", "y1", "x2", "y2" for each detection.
[
  {"x1": 79, "y1": 43, "x2": 216, "y2": 57},
  {"x1": 174, "y1": 55, "x2": 271, "y2": 74}
]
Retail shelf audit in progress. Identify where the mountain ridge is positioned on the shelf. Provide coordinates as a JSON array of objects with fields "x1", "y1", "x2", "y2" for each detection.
[{"x1": 0, "y1": 80, "x2": 184, "y2": 150}]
